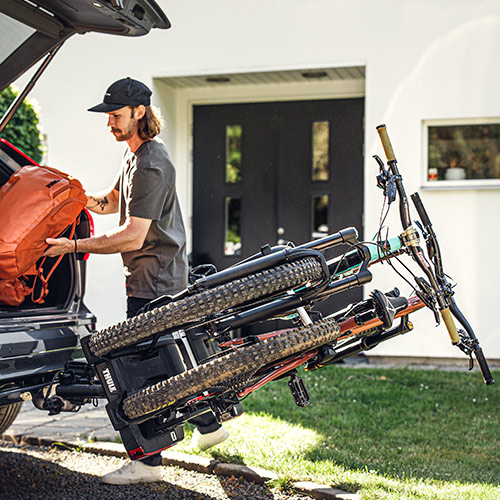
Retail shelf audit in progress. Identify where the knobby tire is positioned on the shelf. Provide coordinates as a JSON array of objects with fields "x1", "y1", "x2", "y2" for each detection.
[
  {"x1": 0, "y1": 402, "x2": 22, "y2": 434},
  {"x1": 122, "y1": 317, "x2": 340, "y2": 420},
  {"x1": 89, "y1": 257, "x2": 323, "y2": 357}
]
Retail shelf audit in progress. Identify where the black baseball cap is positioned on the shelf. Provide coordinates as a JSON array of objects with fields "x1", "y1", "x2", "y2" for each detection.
[{"x1": 88, "y1": 77, "x2": 152, "y2": 113}]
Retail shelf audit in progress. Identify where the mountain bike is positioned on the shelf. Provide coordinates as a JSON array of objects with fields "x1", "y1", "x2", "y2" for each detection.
[{"x1": 52, "y1": 125, "x2": 493, "y2": 460}]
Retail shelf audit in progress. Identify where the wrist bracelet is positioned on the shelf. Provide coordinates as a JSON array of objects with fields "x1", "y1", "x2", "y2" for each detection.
[{"x1": 74, "y1": 239, "x2": 78, "y2": 253}]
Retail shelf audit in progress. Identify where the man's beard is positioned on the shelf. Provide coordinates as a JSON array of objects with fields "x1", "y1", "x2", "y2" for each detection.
[{"x1": 111, "y1": 118, "x2": 137, "y2": 141}]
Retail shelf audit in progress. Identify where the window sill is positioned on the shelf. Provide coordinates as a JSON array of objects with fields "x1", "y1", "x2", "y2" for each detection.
[{"x1": 421, "y1": 180, "x2": 500, "y2": 191}]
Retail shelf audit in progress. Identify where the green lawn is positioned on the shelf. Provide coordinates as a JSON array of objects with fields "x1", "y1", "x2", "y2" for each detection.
[{"x1": 175, "y1": 365, "x2": 500, "y2": 500}]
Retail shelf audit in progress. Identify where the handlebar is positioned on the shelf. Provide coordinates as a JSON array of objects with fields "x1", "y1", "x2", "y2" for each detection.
[
  {"x1": 474, "y1": 347, "x2": 494, "y2": 385},
  {"x1": 376, "y1": 124, "x2": 397, "y2": 163},
  {"x1": 449, "y1": 298, "x2": 494, "y2": 385},
  {"x1": 439, "y1": 308, "x2": 460, "y2": 344},
  {"x1": 375, "y1": 124, "x2": 494, "y2": 385},
  {"x1": 410, "y1": 192, "x2": 432, "y2": 228}
]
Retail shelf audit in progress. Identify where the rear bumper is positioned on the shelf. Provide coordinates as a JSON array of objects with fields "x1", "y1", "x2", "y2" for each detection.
[{"x1": 0, "y1": 315, "x2": 95, "y2": 405}]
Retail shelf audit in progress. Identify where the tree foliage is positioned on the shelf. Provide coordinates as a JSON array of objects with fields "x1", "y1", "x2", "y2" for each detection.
[{"x1": 0, "y1": 86, "x2": 44, "y2": 163}]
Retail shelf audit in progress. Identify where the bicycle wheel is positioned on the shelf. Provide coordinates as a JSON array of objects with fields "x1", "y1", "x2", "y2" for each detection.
[
  {"x1": 89, "y1": 257, "x2": 323, "y2": 358},
  {"x1": 122, "y1": 317, "x2": 340, "y2": 420}
]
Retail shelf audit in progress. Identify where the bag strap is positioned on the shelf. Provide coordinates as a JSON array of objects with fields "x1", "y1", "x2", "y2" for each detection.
[{"x1": 30, "y1": 220, "x2": 78, "y2": 304}]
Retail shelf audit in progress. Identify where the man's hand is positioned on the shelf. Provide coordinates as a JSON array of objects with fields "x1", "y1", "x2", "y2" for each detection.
[{"x1": 45, "y1": 237, "x2": 74, "y2": 257}]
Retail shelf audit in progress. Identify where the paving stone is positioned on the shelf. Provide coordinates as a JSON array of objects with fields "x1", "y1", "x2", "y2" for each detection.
[
  {"x1": 292, "y1": 481, "x2": 360, "y2": 500},
  {"x1": 0, "y1": 432, "x2": 19, "y2": 444},
  {"x1": 16, "y1": 434, "x2": 61, "y2": 447},
  {"x1": 162, "y1": 450, "x2": 219, "y2": 474},
  {"x1": 79, "y1": 441, "x2": 128, "y2": 458},
  {"x1": 213, "y1": 462, "x2": 278, "y2": 484}
]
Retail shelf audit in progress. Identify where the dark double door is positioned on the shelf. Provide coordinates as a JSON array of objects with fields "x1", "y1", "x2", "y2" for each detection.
[{"x1": 192, "y1": 98, "x2": 364, "y2": 310}]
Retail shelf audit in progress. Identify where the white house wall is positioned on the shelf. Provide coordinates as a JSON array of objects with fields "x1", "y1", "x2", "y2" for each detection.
[{"x1": 18, "y1": 0, "x2": 500, "y2": 360}]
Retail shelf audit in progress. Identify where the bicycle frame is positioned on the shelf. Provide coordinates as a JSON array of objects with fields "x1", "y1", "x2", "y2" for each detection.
[
  {"x1": 221, "y1": 295, "x2": 425, "y2": 400},
  {"x1": 81, "y1": 227, "x2": 373, "y2": 363}
]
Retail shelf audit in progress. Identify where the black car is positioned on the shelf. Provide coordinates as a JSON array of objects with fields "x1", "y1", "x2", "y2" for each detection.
[{"x1": 0, "y1": 0, "x2": 170, "y2": 435}]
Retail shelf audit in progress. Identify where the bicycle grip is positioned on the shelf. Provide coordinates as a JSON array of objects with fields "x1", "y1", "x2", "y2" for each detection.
[
  {"x1": 473, "y1": 346, "x2": 495, "y2": 385},
  {"x1": 376, "y1": 124, "x2": 397, "y2": 163},
  {"x1": 440, "y1": 307, "x2": 460, "y2": 344},
  {"x1": 411, "y1": 193, "x2": 432, "y2": 228}
]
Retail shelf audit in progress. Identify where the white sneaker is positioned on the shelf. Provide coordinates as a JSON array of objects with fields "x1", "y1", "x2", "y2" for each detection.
[
  {"x1": 191, "y1": 425, "x2": 230, "y2": 451},
  {"x1": 101, "y1": 460, "x2": 162, "y2": 485}
]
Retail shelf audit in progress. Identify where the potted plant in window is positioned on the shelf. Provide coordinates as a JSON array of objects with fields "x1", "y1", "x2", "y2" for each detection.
[{"x1": 444, "y1": 154, "x2": 466, "y2": 180}]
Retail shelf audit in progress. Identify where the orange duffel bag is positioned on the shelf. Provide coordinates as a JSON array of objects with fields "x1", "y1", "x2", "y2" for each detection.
[{"x1": 0, "y1": 165, "x2": 87, "y2": 306}]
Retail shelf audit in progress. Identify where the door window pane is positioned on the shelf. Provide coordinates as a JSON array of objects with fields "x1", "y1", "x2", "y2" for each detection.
[
  {"x1": 428, "y1": 123, "x2": 500, "y2": 181},
  {"x1": 225, "y1": 197, "x2": 242, "y2": 255},
  {"x1": 312, "y1": 195, "x2": 329, "y2": 238},
  {"x1": 312, "y1": 121, "x2": 330, "y2": 181},
  {"x1": 226, "y1": 125, "x2": 242, "y2": 183}
]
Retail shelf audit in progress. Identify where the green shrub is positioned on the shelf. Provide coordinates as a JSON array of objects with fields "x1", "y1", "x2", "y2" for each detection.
[{"x1": 0, "y1": 86, "x2": 44, "y2": 163}]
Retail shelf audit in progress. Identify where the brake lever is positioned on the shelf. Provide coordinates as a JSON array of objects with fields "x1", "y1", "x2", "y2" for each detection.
[
  {"x1": 414, "y1": 277, "x2": 440, "y2": 324},
  {"x1": 374, "y1": 155, "x2": 397, "y2": 204},
  {"x1": 454, "y1": 329, "x2": 475, "y2": 370},
  {"x1": 373, "y1": 154, "x2": 385, "y2": 171}
]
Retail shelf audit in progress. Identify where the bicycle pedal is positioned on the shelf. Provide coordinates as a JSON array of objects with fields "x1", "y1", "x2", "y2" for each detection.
[{"x1": 288, "y1": 374, "x2": 310, "y2": 407}]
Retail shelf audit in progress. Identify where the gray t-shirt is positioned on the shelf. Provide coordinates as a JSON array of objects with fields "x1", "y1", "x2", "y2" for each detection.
[{"x1": 115, "y1": 138, "x2": 188, "y2": 299}]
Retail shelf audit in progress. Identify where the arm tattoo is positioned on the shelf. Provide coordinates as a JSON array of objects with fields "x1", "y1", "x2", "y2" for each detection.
[
  {"x1": 98, "y1": 195, "x2": 109, "y2": 211},
  {"x1": 88, "y1": 195, "x2": 110, "y2": 211}
]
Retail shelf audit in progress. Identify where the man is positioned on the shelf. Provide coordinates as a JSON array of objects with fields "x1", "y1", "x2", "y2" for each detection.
[{"x1": 45, "y1": 77, "x2": 228, "y2": 484}]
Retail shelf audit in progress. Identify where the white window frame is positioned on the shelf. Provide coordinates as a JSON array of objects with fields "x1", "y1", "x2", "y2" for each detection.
[{"x1": 422, "y1": 117, "x2": 500, "y2": 190}]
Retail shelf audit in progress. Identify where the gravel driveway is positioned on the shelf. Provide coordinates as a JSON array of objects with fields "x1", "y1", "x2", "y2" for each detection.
[{"x1": 0, "y1": 441, "x2": 310, "y2": 500}]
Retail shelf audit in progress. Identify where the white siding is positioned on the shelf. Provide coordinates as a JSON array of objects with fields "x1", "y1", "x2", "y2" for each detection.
[{"x1": 19, "y1": 0, "x2": 500, "y2": 360}]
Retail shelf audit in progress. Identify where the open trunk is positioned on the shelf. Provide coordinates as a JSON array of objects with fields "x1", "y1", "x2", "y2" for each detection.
[{"x1": 0, "y1": 138, "x2": 95, "y2": 400}]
